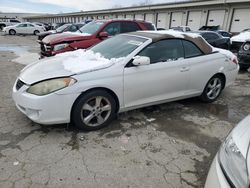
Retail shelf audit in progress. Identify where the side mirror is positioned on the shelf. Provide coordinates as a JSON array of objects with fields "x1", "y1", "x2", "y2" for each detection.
[
  {"x1": 132, "y1": 56, "x2": 150, "y2": 66},
  {"x1": 98, "y1": 32, "x2": 109, "y2": 38}
]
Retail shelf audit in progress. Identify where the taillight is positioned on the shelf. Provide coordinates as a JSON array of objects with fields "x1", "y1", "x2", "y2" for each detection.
[{"x1": 232, "y1": 57, "x2": 238, "y2": 65}]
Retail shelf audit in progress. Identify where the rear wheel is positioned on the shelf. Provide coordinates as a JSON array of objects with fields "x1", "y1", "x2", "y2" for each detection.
[
  {"x1": 34, "y1": 30, "x2": 40, "y2": 35},
  {"x1": 9, "y1": 29, "x2": 16, "y2": 35},
  {"x1": 72, "y1": 90, "x2": 117, "y2": 131},
  {"x1": 200, "y1": 75, "x2": 224, "y2": 103}
]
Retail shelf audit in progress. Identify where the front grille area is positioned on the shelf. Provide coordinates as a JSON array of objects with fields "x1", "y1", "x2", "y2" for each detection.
[{"x1": 16, "y1": 79, "x2": 25, "y2": 90}]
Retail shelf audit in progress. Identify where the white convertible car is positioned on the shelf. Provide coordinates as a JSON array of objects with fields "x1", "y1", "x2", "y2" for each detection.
[
  {"x1": 12, "y1": 31, "x2": 239, "y2": 130},
  {"x1": 3, "y1": 22, "x2": 45, "y2": 35}
]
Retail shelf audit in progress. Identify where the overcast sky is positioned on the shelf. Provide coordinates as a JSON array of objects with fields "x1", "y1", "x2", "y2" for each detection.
[{"x1": 0, "y1": 0, "x2": 188, "y2": 13}]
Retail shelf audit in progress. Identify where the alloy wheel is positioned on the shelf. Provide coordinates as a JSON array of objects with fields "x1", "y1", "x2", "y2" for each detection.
[
  {"x1": 80, "y1": 96, "x2": 111, "y2": 127},
  {"x1": 206, "y1": 77, "x2": 222, "y2": 100}
]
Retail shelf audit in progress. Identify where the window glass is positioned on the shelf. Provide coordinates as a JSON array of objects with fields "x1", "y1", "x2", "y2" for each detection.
[
  {"x1": 91, "y1": 35, "x2": 147, "y2": 59},
  {"x1": 78, "y1": 21, "x2": 104, "y2": 34},
  {"x1": 103, "y1": 22, "x2": 121, "y2": 35},
  {"x1": 67, "y1": 25, "x2": 78, "y2": 32},
  {"x1": 121, "y1": 22, "x2": 140, "y2": 33},
  {"x1": 202, "y1": 33, "x2": 219, "y2": 40},
  {"x1": 138, "y1": 39, "x2": 184, "y2": 63},
  {"x1": 182, "y1": 40, "x2": 203, "y2": 58},
  {"x1": 17, "y1": 24, "x2": 27, "y2": 27},
  {"x1": 143, "y1": 22, "x2": 155, "y2": 30},
  {"x1": 28, "y1": 24, "x2": 34, "y2": 27}
]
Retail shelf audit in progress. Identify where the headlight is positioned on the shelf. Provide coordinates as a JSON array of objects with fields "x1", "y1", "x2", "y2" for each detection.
[
  {"x1": 243, "y1": 43, "x2": 250, "y2": 51},
  {"x1": 219, "y1": 135, "x2": 249, "y2": 187},
  {"x1": 27, "y1": 77, "x2": 76, "y2": 96},
  {"x1": 53, "y1": 43, "x2": 69, "y2": 51}
]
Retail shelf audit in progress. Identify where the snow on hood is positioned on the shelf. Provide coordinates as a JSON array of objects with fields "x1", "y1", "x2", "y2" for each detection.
[
  {"x1": 57, "y1": 49, "x2": 125, "y2": 73},
  {"x1": 19, "y1": 50, "x2": 124, "y2": 84},
  {"x1": 231, "y1": 32, "x2": 250, "y2": 42},
  {"x1": 64, "y1": 31, "x2": 91, "y2": 36}
]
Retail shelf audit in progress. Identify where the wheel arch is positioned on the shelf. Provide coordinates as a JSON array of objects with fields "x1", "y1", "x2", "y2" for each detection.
[
  {"x1": 213, "y1": 72, "x2": 226, "y2": 89},
  {"x1": 70, "y1": 87, "x2": 120, "y2": 122}
]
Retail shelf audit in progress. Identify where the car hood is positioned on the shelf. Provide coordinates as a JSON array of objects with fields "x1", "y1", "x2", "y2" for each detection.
[
  {"x1": 42, "y1": 32, "x2": 92, "y2": 45},
  {"x1": 231, "y1": 32, "x2": 250, "y2": 42},
  {"x1": 19, "y1": 50, "x2": 121, "y2": 85}
]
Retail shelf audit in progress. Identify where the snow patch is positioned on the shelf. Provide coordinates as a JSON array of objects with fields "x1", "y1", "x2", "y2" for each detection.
[
  {"x1": 141, "y1": 30, "x2": 201, "y2": 39},
  {"x1": 59, "y1": 49, "x2": 125, "y2": 73},
  {"x1": 70, "y1": 32, "x2": 91, "y2": 36},
  {"x1": 12, "y1": 52, "x2": 40, "y2": 65},
  {"x1": 231, "y1": 31, "x2": 250, "y2": 42}
]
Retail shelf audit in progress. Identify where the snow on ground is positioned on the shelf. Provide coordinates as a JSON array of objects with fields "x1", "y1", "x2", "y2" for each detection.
[{"x1": 12, "y1": 52, "x2": 40, "y2": 65}]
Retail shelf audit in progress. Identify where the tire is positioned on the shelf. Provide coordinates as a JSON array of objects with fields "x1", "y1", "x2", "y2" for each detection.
[
  {"x1": 72, "y1": 90, "x2": 117, "y2": 131},
  {"x1": 9, "y1": 29, "x2": 16, "y2": 35},
  {"x1": 34, "y1": 30, "x2": 40, "y2": 35},
  {"x1": 200, "y1": 75, "x2": 224, "y2": 103},
  {"x1": 0, "y1": 25, "x2": 5, "y2": 31}
]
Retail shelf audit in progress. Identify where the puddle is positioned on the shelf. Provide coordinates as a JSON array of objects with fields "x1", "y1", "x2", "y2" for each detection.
[{"x1": 0, "y1": 44, "x2": 39, "y2": 65}]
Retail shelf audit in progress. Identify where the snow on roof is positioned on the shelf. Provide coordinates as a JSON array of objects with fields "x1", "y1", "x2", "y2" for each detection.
[{"x1": 231, "y1": 32, "x2": 250, "y2": 42}]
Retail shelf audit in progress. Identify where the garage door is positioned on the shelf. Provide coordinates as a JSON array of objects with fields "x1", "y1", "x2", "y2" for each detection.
[
  {"x1": 145, "y1": 13, "x2": 154, "y2": 23},
  {"x1": 126, "y1": 14, "x2": 134, "y2": 19},
  {"x1": 207, "y1": 10, "x2": 225, "y2": 28},
  {"x1": 117, "y1": 15, "x2": 124, "y2": 19},
  {"x1": 157, "y1": 13, "x2": 168, "y2": 29},
  {"x1": 231, "y1": 8, "x2": 250, "y2": 33},
  {"x1": 135, "y1": 14, "x2": 144, "y2": 20},
  {"x1": 187, "y1": 11, "x2": 202, "y2": 30},
  {"x1": 170, "y1": 12, "x2": 183, "y2": 28}
]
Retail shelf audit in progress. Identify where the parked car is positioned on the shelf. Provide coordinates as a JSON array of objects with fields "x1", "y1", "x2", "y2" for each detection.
[
  {"x1": 216, "y1": 30, "x2": 232, "y2": 38},
  {"x1": 3, "y1": 22, "x2": 45, "y2": 35},
  {"x1": 0, "y1": 19, "x2": 20, "y2": 30},
  {"x1": 205, "y1": 115, "x2": 250, "y2": 188},
  {"x1": 192, "y1": 31, "x2": 231, "y2": 49},
  {"x1": 51, "y1": 23, "x2": 68, "y2": 30},
  {"x1": 199, "y1": 25, "x2": 220, "y2": 31},
  {"x1": 231, "y1": 30, "x2": 250, "y2": 52},
  {"x1": 171, "y1": 26, "x2": 191, "y2": 32},
  {"x1": 237, "y1": 40, "x2": 250, "y2": 69},
  {"x1": 13, "y1": 31, "x2": 239, "y2": 131},
  {"x1": 37, "y1": 23, "x2": 85, "y2": 41},
  {"x1": 39, "y1": 19, "x2": 156, "y2": 57}
]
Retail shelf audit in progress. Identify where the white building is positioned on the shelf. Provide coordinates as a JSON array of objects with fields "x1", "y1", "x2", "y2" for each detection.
[{"x1": 24, "y1": 0, "x2": 250, "y2": 33}]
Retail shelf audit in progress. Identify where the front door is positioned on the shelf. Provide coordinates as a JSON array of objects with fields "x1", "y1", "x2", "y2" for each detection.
[{"x1": 124, "y1": 39, "x2": 190, "y2": 108}]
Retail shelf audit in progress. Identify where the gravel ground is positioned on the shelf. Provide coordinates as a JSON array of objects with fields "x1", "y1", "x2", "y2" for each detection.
[{"x1": 0, "y1": 33, "x2": 249, "y2": 188}]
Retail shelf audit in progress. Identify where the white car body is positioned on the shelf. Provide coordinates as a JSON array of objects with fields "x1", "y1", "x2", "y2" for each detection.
[
  {"x1": 12, "y1": 31, "x2": 239, "y2": 125},
  {"x1": 231, "y1": 31, "x2": 250, "y2": 43},
  {"x1": 3, "y1": 22, "x2": 45, "y2": 35},
  {"x1": 205, "y1": 115, "x2": 250, "y2": 188}
]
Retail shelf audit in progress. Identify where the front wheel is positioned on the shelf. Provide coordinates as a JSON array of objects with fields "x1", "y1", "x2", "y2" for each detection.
[
  {"x1": 200, "y1": 75, "x2": 224, "y2": 103},
  {"x1": 34, "y1": 30, "x2": 40, "y2": 35},
  {"x1": 72, "y1": 90, "x2": 117, "y2": 131},
  {"x1": 9, "y1": 29, "x2": 16, "y2": 35}
]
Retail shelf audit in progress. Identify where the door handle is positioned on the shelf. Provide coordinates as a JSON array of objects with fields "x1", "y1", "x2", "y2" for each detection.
[{"x1": 180, "y1": 67, "x2": 190, "y2": 72}]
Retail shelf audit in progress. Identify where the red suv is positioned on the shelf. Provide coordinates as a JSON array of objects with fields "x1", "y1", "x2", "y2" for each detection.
[{"x1": 39, "y1": 19, "x2": 156, "y2": 57}]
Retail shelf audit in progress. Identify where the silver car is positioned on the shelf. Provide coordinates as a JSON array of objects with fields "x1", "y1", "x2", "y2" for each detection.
[{"x1": 205, "y1": 115, "x2": 250, "y2": 188}]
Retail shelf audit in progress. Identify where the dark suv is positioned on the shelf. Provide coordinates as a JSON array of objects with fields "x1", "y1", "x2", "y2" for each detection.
[
  {"x1": 238, "y1": 40, "x2": 250, "y2": 69},
  {"x1": 39, "y1": 19, "x2": 156, "y2": 57}
]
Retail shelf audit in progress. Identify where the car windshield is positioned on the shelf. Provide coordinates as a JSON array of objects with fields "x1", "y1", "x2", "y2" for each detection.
[
  {"x1": 90, "y1": 35, "x2": 147, "y2": 59},
  {"x1": 78, "y1": 21, "x2": 104, "y2": 34},
  {"x1": 56, "y1": 24, "x2": 71, "y2": 32}
]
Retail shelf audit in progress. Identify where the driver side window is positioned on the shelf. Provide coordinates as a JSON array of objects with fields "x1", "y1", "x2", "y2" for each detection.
[
  {"x1": 138, "y1": 39, "x2": 184, "y2": 64},
  {"x1": 17, "y1": 24, "x2": 27, "y2": 27},
  {"x1": 103, "y1": 22, "x2": 121, "y2": 36}
]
